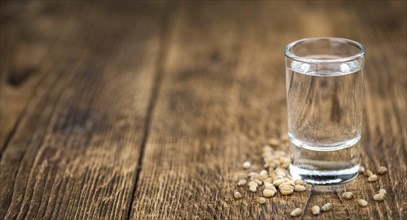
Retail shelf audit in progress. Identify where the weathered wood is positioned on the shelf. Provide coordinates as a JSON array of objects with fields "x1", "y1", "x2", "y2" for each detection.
[
  {"x1": 1, "y1": 2, "x2": 167, "y2": 219},
  {"x1": 0, "y1": 1, "x2": 406, "y2": 220},
  {"x1": 0, "y1": 1, "x2": 61, "y2": 151},
  {"x1": 131, "y1": 1, "x2": 406, "y2": 220}
]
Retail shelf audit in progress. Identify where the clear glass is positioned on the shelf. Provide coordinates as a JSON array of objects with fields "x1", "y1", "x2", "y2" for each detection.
[{"x1": 284, "y1": 37, "x2": 365, "y2": 185}]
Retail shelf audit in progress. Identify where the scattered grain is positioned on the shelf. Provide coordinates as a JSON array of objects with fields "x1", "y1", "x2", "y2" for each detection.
[
  {"x1": 378, "y1": 166, "x2": 388, "y2": 175},
  {"x1": 253, "y1": 179, "x2": 263, "y2": 186},
  {"x1": 373, "y1": 193, "x2": 385, "y2": 201},
  {"x1": 342, "y1": 192, "x2": 354, "y2": 200},
  {"x1": 243, "y1": 161, "x2": 251, "y2": 169},
  {"x1": 249, "y1": 185, "x2": 257, "y2": 193},
  {"x1": 273, "y1": 175, "x2": 284, "y2": 181},
  {"x1": 259, "y1": 170, "x2": 268, "y2": 176},
  {"x1": 368, "y1": 174, "x2": 378, "y2": 182},
  {"x1": 237, "y1": 179, "x2": 247, "y2": 186},
  {"x1": 379, "y1": 189, "x2": 387, "y2": 194},
  {"x1": 248, "y1": 181, "x2": 258, "y2": 187},
  {"x1": 280, "y1": 186, "x2": 294, "y2": 196},
  {"x1": 273, "y1": 179, "x2": 285, "y2": 186},
  {"x1": 259, "y1": 170, "x2": 268, "y2": 180},
  {"x1": 321, "y1": 203, "x2": 332, "y2": 212},
  {"x1": 263, "y1": 189, "x2": 276, "y2": 198},
  {"x1": 294, "y1": 185, "x2": 306, "y2": 192},
  {"x1": 311, "y1": 205, "x2": 320, "y2": 215},
  {"x1": 263, "y1": 177, "x2": 273, "y2": 182},
  {"x1": 248, "y1": 172, "x2": 258, "y2": 178},
  {"x1": 280, "y1": 183, "x2": 294, "y2": 189},
  {"x1": 263, "y1": 145, "x2": 272, "y2": 152},
  {"x1": 283, "y1": 179, "x2": 295, "y2": 185},
  {"x1": 358, "y1": 199, "x2": 368, "y2": 207},
  {"x1": 264, "y1": 182, "x2": 276, "y2": 191},
  {"x1": 256, "y1": 197, "x2": 267, "y2": 204},
  {"x1": 280, "y1": 134, "x2": 289, "y2": 142},
  {"x1": 279, "y1": 182, "x2": 294, "y2": 189},
  {"x1": 268, "y1": 138, "x2": 280, "y2": 146},
  {"x1": 233, "y1": 137, "x2": 388, "y2": 214},
  {"x1": 279, "y1": 157, "x2": 290, "y2": 168},
  {"x1": 290, "y1": 208, "x2": 302, "y2": 217},
  {"x1": 233, "y1": 191, "x2": 242, "y2": 199},
  {"x1": 294, "y1": 179, "x2": 305, "y2": 185}
]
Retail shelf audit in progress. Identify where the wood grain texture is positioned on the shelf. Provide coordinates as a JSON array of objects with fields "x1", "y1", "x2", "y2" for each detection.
[
  {"x1": 0, "y1": 1, "x2": 60, "y2": 151},
  {"x1": 1, "y1": 2, "x2": 167, "y2": 219},
  {"x1": 131, "y1": 1, "x2": 406, "y2": 220},
  {"x1": 1, "y1": 1, "x2": 406, "y2": 220}
]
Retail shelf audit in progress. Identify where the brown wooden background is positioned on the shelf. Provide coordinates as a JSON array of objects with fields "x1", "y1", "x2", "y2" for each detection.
[{"x1": 0, "y1": 1, "x2": 406, "y2": 219}]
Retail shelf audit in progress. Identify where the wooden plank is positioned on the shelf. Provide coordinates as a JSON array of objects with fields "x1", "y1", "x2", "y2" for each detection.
[
  {"x1": 131, "y1": 1, "x2": 406, "y2": 219},
  {"x1": 0, "y1": 2, "x2": 166, "y2": 219},
  {"x1": 0, "y1": 1, "x2": 65, "y2": 150}
]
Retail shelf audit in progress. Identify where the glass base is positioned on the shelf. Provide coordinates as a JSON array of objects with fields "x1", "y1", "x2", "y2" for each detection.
[{"x1": 289, "y1": 164, "x2": 359, "y2": 185}]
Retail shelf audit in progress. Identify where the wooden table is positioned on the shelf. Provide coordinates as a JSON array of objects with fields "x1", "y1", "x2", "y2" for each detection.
[{"x1": 1, "y1": 1, "x2": 406, "y2": 219}]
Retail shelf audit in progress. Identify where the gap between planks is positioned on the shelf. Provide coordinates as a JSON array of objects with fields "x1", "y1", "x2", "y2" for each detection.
[{"x1": 126, "y1": 3, "x2": 174, "y2": 220}]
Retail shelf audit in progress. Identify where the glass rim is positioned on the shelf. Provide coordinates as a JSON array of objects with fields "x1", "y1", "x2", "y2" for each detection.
[{"x1": 284, "y1": 37, "x2": 366, "y2": 64}]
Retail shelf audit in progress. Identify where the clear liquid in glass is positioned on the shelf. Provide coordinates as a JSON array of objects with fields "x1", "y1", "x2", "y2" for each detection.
[{"x1": 287, "y1": 58, "x2": 363, "y2": 184}]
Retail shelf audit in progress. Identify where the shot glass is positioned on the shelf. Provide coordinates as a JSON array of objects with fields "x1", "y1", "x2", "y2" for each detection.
[{"x1": 284, "y1": 37, "x2": 365, "y2": 185}]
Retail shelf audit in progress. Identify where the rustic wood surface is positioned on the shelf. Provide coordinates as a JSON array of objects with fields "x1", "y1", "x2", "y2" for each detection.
[{"x1": 1, "y1": 1, "x2": 406, "y2": 219}]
